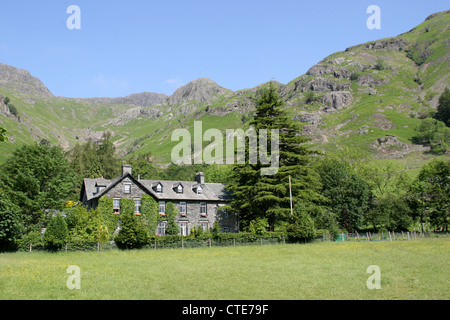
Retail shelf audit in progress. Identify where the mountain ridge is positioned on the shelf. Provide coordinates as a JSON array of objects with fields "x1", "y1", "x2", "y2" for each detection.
[{"x1": 0, "y1": 10, "x2": 449, "y2": 166}]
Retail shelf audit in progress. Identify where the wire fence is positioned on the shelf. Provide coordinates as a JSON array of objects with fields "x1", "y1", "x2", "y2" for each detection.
[
  {"x1": 17, "y1": 231, "x2": 448, "y2": 252},
  {"x1": 320, "y1": 230, "x2": 449, "y2": 242}
]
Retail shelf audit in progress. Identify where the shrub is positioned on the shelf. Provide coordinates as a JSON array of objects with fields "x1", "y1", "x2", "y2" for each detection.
[
  {"x1": 304, "y1": 91, "x2": 317, "y2": 104},
  {"x1": 287, "y1": 204, "x2": 316, "y2": 242},
  {"x1": 44, "y1": 214, "x2": 68, "y2": 251},
  {"x1": 8, "y1": 104, "x2": 19, "y2": 117},
  {"x1": 115, "y1": 199, "x2": 148, "y2": 249},
  {"x1": 375, "y1": 58, "x2": 386, "y2": 71},
  {"x1": 114, "y1": 213, "x2": 149, "y2": 249}
]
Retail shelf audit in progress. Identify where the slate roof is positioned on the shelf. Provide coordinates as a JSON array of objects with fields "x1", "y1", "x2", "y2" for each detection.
[{"x1": 81, "y1": 172, "x2": 230, "y2": 203}]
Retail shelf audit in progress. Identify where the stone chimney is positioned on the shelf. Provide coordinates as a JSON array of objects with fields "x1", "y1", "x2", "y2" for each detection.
[
  {"x1": 195, "y1": 172, "x2": 205, "y2": 184},
  {"x1": 122, "y1": 164, "x2": 132, "y2": 176}
]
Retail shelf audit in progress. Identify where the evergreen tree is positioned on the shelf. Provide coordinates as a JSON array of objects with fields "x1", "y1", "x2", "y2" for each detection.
[
  {"x1": 97, "y1": 131, "x2": 120, "y2": 179},
  {"x1": 227, "y1": 82, "x2": 323, "y2": 231},
  {"x1": 68, "y1": 132, "x2": 119, "y2": 179}
]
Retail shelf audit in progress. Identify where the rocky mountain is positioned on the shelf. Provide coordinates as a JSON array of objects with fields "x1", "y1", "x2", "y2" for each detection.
[
  {"x1": 0, "y1": 10, "x2": 449, "y2": 166},
  {"x1": 165, "y1": 77, "x2": 233, "y2": 105},
  {"x1": 0, "y1": 63, "x2": 53, "y2": 98},
  {"x1": 71, "y1": 92, "x2": 168, "y2": 107}
]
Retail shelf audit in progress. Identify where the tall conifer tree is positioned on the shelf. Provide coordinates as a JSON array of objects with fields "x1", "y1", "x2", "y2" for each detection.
[{"x1": 227, "y1": 82, "x2": 323, "y2": 231}]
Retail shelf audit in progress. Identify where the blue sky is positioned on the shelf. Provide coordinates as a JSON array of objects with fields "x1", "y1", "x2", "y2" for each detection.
[{"x1": 0, "y1": 1, "x2": 448, "y2": 98}]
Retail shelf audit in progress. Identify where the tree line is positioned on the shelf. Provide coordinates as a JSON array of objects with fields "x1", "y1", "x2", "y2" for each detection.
[{"x1": 0, "y1": 84, "x2": 449, "y2": 251}]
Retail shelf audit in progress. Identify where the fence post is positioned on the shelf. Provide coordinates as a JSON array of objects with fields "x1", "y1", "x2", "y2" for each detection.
[
  {"x1": 233, "y1": 238, "x2": 236, "y2": 247},
  {"x1": 407, "y1": 232, "x2": 410, "y2": 240},
  {"x1": 181, "y1": 238, "x2": 184, "y2": 249},
  {"x1": 260, "y1": 237, "x2": 263, "y2": 245},
  {"x1": 209, "y1": 238, "x2": 212, "y2": 248},
  {"x1": 29, "y1": 243, "x2": 32, "y2": 252},
  {"x1": 154, "y1": 238, "x2": 157, "y2": 249},
  {"x1": 97, "y1": 241, "x2": 100, "y2": 252},
  {"x1": 65, "y1": 243, "x2": 68, "y2": 252},
  {"x1": 402, "y1": 231, "x2": 404, "y2": 239},
  {"x1": 389, "y1": 231, "x2": 392, "y2": 241}
]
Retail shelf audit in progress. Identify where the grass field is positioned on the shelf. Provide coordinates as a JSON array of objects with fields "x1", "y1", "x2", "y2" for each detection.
[{"x1": 0, "y1": 238, "x2": 448, "y2": 300}]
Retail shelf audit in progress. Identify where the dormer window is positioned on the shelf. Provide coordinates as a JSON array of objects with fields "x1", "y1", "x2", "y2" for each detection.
[
  {"x1": 173, "y1": 183, "x2": 183, "y2": 194},
  {"x1": 192, "y1": 184, "x2": 203, "y2": 194},
  {"x1": 155, "y1": 183, "x2": 163, "y2": 193},
  {"x1": 96, "y1": 186, "x2": 105, "y2": 194}
]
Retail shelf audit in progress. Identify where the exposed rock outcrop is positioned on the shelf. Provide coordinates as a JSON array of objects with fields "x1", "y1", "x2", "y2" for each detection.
[
  {"x1": 164, "y1": 77, "x2": 233, "y2": 105},
  {"x1": 0, "y1": 63, "x2": 53, "y2": 97}
]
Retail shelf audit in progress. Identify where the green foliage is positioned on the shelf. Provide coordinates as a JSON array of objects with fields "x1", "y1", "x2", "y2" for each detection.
[
  {"x1": 247, "y1": 218, "x2": 269, "y2": 236},
  {"x1": 3, "y1": 96, "x2": 10, "y2": 105},
  {"x1": 127, "y1": 152, "x2": 159, "y2": 179},
  {"x1": 408, "y1": 159, "x2": 449, "y2": 231},
  {"x1": 368, "y1": 194, "x2": 412, "y2": 231},
  {"x1": 315, "y1": 158, "x2": 372, "y2": 232},
  {"x1": 434, "y1": 88, "x2": 450, "y2": 126},
  {"x1": 309, "y1": 206, "x2": 340, "y2": 238},
  {"x1": 412, "y1": 117, "x2": 450, "y2": 154},
  {"x1": 0, "y1": 127, "x2": 6, "y2": 142},
  {"x1": 115, "y1": 199, "x2": 149, "y2": 249},
  {"x1": 0, "y1": 195, "x2": 22, "y2": 251},
  {"x1": 68, "y1": 131, "x2": 120, "y2": 179},
  {"x1": 0, "y1": 143, "x2": 78, "y2": 227},
  {"x1": 43, "y1": 214, "x2": 68, "y2": 250},
  {"x1": 139, "y1": 194, "x2": 158, "y2": 235},
  {"x1": 375, "y1": 58, "x2": 387, "y2": 70},
  {"x1": 304, "y1": 91, "x2": 317, "y2": 104},
  {"x1": 66, "y1": 204, "x2": 108, "y2": 244},
  {"x1": 8, "y1": 103, "x2": 18, "y2": 117},
  {"x1": 164, "y1": 202, "x2": 179, "y2": 235},
  {"x1": 287, "y1": 203, "x2": 316, "y2": 242},
  {"x1": 228, "y1": 82, "x2": 323, "y2": 231},
  {"x1": 96, "y1": 196, "x2": 118, "y2": 239}
]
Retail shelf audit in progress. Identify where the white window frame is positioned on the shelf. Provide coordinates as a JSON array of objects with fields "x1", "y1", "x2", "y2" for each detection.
[
  {"x1": 179, "y1": 221, "x2": 189, "y2": 236},
  {"x1": 134, "y1": 199, "x2": 141, "y2": 215},
  {"x1": 113, "y1": 198, "x2": 120, "y2": 214},
  {"x1": 157, "y1": 221, "x2": 167, "y2": 236},
  {"x1": 177, "y1": 184, "x2": 183, "y2": 193},
  {"x1": 159, "y1": 201, "x2": 166, "y2": 214},
  {"x1": 200, "y1": 202, "x2": 207, "y2": 215},
  {"x1": 197, "y1": 185, "x2": 203, "y2": 194},
  {"x1": 156, "y1": 183, "x2": 162, "y2": 193},
  {"x1": 179, "y1": 201, "x2": 187, "y2": 214},
  {"x1": 200, "y1": 221, "x2": 209, "y2": 232},
  {"x1": 124, "y1": 183, "x2": 131, "y2": 194}
]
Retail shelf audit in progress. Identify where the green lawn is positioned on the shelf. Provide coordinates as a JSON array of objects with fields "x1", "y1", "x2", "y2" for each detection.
[{"x1": 0, "y1": 238, "x2": 448, "y2": 300}]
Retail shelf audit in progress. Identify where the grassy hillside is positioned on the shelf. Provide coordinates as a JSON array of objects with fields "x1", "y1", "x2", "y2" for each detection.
[{"x1": 0, "y1": 11, "x2": 449, "y2": 170}]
